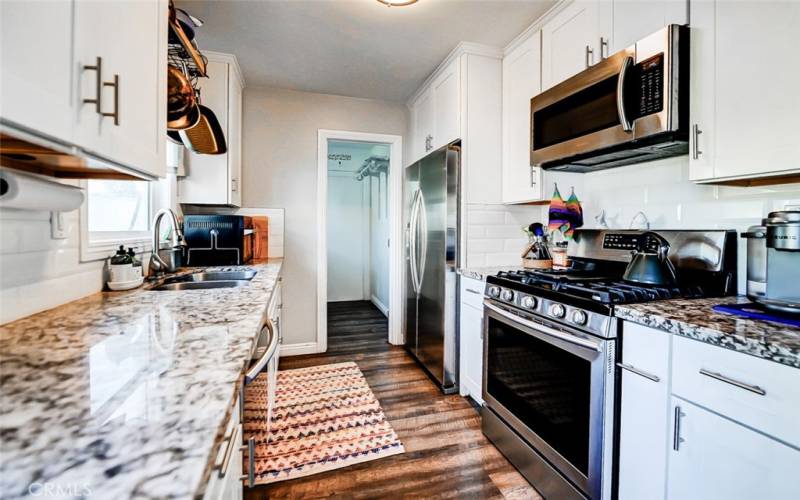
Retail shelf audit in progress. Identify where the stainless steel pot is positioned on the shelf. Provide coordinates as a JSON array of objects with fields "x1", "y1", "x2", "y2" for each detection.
[{"x1": 741, "y1": 224, "x2": 767, "y2": 301}]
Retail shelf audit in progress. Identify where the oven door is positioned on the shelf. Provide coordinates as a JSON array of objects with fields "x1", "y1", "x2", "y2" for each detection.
[{"x1": 482, "y1": 301, "x2": 615, "y2": 499}]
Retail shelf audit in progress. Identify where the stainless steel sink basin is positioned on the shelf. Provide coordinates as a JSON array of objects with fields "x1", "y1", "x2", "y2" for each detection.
[
  {"x1": 163, "y1": 270, "x2": 257, "y2": 284},
  {"x1": 149, "y1": 280, "x2": 251, "y2": 291}
]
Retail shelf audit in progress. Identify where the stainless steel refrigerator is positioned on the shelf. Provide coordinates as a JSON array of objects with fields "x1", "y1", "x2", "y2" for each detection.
[{"x1": 404, "y1": 141, "x2": 459, "y2": 394}]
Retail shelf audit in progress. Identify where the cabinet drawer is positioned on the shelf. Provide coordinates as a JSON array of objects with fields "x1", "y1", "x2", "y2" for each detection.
[
  {"x1": 459, "y1": 276, "x2": 485, "y2": 310},
  {"x1": 672, "y1": 335, "x2": 800, "y2": 447},
  {"x1": 621, "y1": 322, "x2": 670, "y2": 383}
]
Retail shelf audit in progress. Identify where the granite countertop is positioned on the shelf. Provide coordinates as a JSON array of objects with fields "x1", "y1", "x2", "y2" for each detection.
[
  {"x1": 458, "y1": 266, "x2": 524, "y2": 281},
  {"x1": 616, "y1": 296, "x2": 800, "y2": 369},
  {"x1": 0, "y1": 259, "x2": 283, "y2": 499}
]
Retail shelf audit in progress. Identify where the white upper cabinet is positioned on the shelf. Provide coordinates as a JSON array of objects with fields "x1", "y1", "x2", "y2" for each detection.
[
  {"x1": 541, "y1": 1, "x2": 600, "y2": 90},
  {"x1": 604, "y1": 0, "x2": 687, "y2": 55},
  {"x1": 411, "y1": 88, "x2": 435, "y2": 162},
  {"x1": 74, "y1": 0, "x2": 168, "y2": 178},
  {"x1": 0, "y1": 0, "x2": 74, "y2": 144},
  {"x1": 689, "y1": 0, "x2": 800, "y2": 182},
  {"x1": 432, "y1": 61, "x2": 460, "y2": 151},
  {"x1": 502, "y1": 33, "x2": 543, "y2": 204},
  {"x1": 179, "y1": 53, "x2": 244, "y2": 206},
  {"x1": 1, "y1": 0, "x2": 168, "y2": 179}
]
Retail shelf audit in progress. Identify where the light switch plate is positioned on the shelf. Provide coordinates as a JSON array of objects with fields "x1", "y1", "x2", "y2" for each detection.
[{"x1": 50, "y1": 211, "x2": 67, "y2": 239}]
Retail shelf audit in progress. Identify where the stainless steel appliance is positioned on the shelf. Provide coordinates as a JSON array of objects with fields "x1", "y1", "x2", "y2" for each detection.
[
  {"x1": 149, "y1": 208, "x2": 187, "y2": 276},
  {"x1": 531, "y1": 25, "x2": 689, "y2": 172},
  {"x1": 404, "y1": 142, "x2": 460, "y2": 394},
  {"x1": 183, "y1": 215, "x2": 254, "y2": 266},
  {"x1": 742, "y1": 211, "x2": 800, "y2": 313},
  {"x1": 482, "y1": 229, "x2": 736, "y2": 499}
]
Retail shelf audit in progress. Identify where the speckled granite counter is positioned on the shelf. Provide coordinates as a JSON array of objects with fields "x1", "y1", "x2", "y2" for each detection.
[
  {"x1": 0, "y1": 259, "x2": 282, "y2": 499},
  {"x1": 458, "y1": 266, "x2": 524, "y2": 281},
  {"x1": 616, "y1": 296, "x2": 800, "y2": 369}
]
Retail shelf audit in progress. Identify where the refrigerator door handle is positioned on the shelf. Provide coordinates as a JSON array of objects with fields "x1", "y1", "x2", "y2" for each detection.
[
  {"x1": 416, "y1": 190, "x2": 428, "y2": 292},
  {"x1": 409, "y1": 189, "x2": 421, "y2": 294}
]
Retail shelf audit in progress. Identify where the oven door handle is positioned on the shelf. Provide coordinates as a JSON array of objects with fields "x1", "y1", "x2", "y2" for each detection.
[
  {"x1": 485, "y1": 302, "x2": 601, "y2": 352},
  {"x1": 617, "y1": 55, "x2": 634, "y2": 132}
]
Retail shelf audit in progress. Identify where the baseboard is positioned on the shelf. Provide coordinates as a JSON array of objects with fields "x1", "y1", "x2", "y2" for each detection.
[
  {"x1": 280, "y1": 342, "x2": 319, "y2": 356},
  {"x1": 370, "y1": 294, "x2": 389, "y2": 317},
  {"x1": 461, "y1": 375, "x2": 484, "y2": 405}
]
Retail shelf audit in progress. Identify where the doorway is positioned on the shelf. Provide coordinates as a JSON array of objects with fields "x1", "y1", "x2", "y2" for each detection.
[{"x1": 317, "y1": 130, "x2": 403, "y2": 352}]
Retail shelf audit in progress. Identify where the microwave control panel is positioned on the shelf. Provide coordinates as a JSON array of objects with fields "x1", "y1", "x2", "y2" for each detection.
[{"x1": 635, "y1": 53, "x2": 664, "y2": 117}]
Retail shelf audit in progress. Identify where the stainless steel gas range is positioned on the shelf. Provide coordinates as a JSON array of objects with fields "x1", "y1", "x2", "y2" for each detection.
[{"x1": 480, "y1": 229, "x2": 737, "y2": 500}]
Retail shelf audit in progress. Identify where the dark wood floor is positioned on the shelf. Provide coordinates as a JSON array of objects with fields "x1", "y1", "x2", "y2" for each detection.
[{"x1": 245, "y1": 300, "x2": 540, "y2": 499}]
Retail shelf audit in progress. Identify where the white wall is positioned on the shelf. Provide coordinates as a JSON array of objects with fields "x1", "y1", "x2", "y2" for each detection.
[
  {"x1": 241, "y1": 87, "x2": 408, "y2": 345},
  {"x1": 368, "y1": 144, "x2": 391, "y2": 314}
]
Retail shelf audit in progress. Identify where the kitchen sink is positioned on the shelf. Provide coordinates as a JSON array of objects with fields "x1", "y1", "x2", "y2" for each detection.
[
  {"x1": 149, "y1": 280, "x2": 252, "y2": 291},
  {"x1": 163, "y1": 270, "x2": 258, "y2": 284}
]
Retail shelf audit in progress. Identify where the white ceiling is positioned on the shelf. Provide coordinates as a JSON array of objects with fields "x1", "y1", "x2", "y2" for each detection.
[{"x1": 182, "y1": 0, "x2": 556, "y2": 102}]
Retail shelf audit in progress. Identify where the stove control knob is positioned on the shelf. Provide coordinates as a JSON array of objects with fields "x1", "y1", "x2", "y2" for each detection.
[
  {"x1": 571, "y1": 310, "x2": 588, "y2": 326},
  {"x1": 501, "y1": 289, "x2": 515, "y2": 302},
  {"x1": 549, "y1": 303, "x2": 566, "y2": 319},
  {"x1": 487, "y1": 286, "x2": 501, "y2": 298},
  {"x1": 521, "y1": 296, "x2": 537, "y2": 309}
]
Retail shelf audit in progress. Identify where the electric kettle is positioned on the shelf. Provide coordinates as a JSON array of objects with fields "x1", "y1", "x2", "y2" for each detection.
[{"x1": 622, "y1": 231, "x2": 677, "y2": 286}]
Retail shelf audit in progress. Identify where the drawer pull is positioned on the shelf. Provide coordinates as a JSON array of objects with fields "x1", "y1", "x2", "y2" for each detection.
[
  {"x1": 673, "y1": 405, "x2": 685, "y2": 451},
  {"x1": 699, "y1": 369, "x2": 766, "y2": 396},
  {"x1": 465, "y1": 288, "x2": 482, "y2": 295},
  {"x1": 617, "y1": 362, "x2": 660, "y2": 383},
  {"x1": 215, "y1": 424, "x2": 240, "y2": 478},
  {"x1": 240, "y1": 437, "x2": 255, "y2": 487}
]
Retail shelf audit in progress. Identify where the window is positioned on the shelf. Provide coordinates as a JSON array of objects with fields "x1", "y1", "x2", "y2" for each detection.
[{"x1": 80, "y1": 179, "x2": 155, "y2": 261}]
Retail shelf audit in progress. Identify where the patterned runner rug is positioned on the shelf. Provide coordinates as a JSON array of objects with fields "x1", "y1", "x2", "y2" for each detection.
[{"x1": 243, "y1": 361, "x2": 405, "y2": 484}]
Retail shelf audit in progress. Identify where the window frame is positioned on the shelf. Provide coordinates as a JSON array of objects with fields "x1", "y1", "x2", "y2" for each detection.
[{"x1": 79, "y1": 179, "x2": 158, "y2": 262}]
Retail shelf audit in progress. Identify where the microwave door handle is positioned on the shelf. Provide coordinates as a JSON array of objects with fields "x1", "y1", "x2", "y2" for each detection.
[{"x1": 617, "y1": 55, "x2": 634, "y2": 132}]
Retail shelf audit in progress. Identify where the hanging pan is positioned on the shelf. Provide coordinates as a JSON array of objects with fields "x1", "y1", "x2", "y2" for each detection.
[
  {"x1": 179, "y1": 105, "x2": 227, "y2": 155},
  {"x1": 167, "y1": 65, "x2": 200, "y2": 130}
]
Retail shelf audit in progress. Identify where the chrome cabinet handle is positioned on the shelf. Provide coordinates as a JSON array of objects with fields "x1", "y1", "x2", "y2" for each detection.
[
  {"x1": 617, "y1": 362, "x2": 660, "y2": 382},
  {"x1": 692, "y1": 124, "x2": 703, "y2": 159},
  {"x1": 616, "y1": 56, "x2": 634, "y2": 132},
  {"x1": 240, "y1": 437, "x2": 255, "y2": 487},
  {"x1": 465, "y1": 288, "x2": 482, "y2": 295},
  {"x1": 673, "y1": 405, "x2": 685, "y2": 451},
  {"x1": 215, "y1": 424, "x2": 240, "y2": 478},
  {"x1": 231, "y1": 179, "x2": 239, "y2": 193},
  {"x1": 699, "y1": 368, "x2": 766, "y2": 396},
  {"x1": 529, "y1": 166, "x2": 536, "y2": 187},
  {"x1": 585, "y1": 45, "x2": 594, "y2": 67},
  {"x1": 600, "y1": 37, "x2": 609, "y2": 59},
  {"x1": 83, "y1": 56, "x2": 103, "y2": 113},
  {"x1": 102, "y1": 74, "x2": 120, "y2": 126}
]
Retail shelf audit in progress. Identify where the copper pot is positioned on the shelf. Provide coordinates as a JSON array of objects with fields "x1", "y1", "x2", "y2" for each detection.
[{"x1": 167, "y1": 65, "x2": 200, "y2": 130}]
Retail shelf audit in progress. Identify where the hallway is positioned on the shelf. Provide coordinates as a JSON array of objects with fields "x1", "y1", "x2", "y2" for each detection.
[{"x1": 245, "y1": 301, "x2": 539, "y2": 499}]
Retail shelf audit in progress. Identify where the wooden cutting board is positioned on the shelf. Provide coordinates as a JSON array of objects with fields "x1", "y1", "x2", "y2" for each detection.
[{"x1": 253, "y1": 216, "x2": 269, "y2": 259}]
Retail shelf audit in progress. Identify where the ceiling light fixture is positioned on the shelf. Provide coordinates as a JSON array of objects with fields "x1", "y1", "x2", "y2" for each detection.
[{"x1": 377, "y1": 0, "x2": 419, "y2": 7}]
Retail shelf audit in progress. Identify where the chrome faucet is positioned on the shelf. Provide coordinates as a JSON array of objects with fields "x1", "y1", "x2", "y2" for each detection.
[{"x1": 149, "y1": 208, "x2": 187, "y2": 276}]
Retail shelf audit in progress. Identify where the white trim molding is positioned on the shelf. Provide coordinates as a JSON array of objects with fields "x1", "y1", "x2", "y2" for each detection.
[
  {"x1": 280, "y1": 342, "x2": 319, "y2": 357},
  {"x1": 317, "y1": 129, "x2": 405, "y2": 352}
]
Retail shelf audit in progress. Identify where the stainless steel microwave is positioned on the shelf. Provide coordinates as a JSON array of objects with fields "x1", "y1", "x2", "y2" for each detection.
[{"x1": 531, "y1": 25, "x2": 689, "y2": 172}]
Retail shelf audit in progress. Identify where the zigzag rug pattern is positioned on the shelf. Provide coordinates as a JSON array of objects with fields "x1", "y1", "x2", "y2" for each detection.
[{"x1": 243, "y1": 361, "x2": 405, "y2": 484}]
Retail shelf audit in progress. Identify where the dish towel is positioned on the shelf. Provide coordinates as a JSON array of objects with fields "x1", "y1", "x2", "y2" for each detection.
[
  {"x1": 548, "y1": 184, "x2": 570, "y2": 235},
  {"x1": 564, "y1": 187, "x2": 584, "y2": 238}
]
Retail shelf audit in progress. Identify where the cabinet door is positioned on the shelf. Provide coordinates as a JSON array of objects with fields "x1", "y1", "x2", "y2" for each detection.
[
  {"x1": 459, "y1": 302, "x2": 484, "y2": 404},
  {"x1": 667, "y1": 399, "x2": 800, "y2": 500},
  {"x1": 180, "y1": 61, "x2": 231, "y2": 205},
  {"x1": 502, "y1": 34, "x2": 542, "y2": 204},
  {"x1": 0, "y1": 0, "x2": 74, "y2": 143},
  {"x1": 74, "y1": 0, "x2": 167, "y2": 178},
  {"x1": 432, "y1": 60, "x2": 460, "y2": 151},
  {"x1": 228, "y1": 72, "x2": 243, "y2": 207},
  {"x1": 608, "y1": 0, "x2": 687, "y2": 55},
  {"x1": 541, "y1": 0, "x2": 600, "y2": 90},
  {"x1": 617, "y1": 322, "x2": 671, "y2": 500},
  {"x1": 413, "y1": 89, "x2": 434, "y2": 161},
  {"x1": 690, "y1": 0, "x2": 800, "y2": 181}
]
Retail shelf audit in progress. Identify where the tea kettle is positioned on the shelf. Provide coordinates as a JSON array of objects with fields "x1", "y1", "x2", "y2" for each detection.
[{"x1": 622, "y1": 231, "x2": 677, "y2": 286}]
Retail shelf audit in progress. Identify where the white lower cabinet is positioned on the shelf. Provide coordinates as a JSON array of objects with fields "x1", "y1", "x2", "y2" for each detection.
[
  {"x1": 617, "y1": 322, "x2": 671, "y2": 500},
  {"x1": 667, "y1": 398, "x2": 800, "y2": 500},
  {"x1": 459, "y1": 276, "x2": 484, "y2": 404}
]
